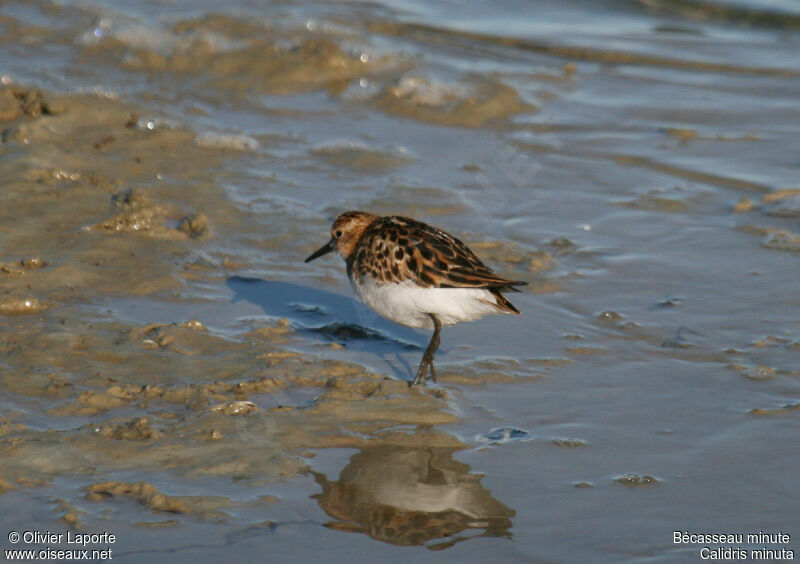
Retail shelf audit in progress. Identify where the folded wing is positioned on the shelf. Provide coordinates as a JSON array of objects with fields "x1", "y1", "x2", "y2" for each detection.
[{"x1": 353, "y1": 216, "x2": 529, "y2": 296}]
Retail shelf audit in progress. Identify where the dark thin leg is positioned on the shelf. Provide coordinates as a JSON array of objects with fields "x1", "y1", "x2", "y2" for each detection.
[{"x1": 412, "y1": 314, "x2": 441, "y2": 386}]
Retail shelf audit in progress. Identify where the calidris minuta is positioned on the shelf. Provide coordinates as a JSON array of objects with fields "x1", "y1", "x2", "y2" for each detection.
[{"x1": 305, "y1": 211, "x2": 527, "y2": 385}]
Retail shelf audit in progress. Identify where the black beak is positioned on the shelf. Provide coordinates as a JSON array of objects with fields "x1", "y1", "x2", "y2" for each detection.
[{"x1": 305, "y1": 239, "x2": 335, "y2": 263}]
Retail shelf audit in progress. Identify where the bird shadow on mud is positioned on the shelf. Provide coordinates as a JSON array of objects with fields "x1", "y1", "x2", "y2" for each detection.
[{"x1": 226, "y1": 276, "x2": 425, "y2": 379}]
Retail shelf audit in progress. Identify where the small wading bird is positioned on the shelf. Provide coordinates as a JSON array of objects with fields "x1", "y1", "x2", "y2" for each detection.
[{"x1": 305, "y1": 211, "x2": 527, "y2": 385}]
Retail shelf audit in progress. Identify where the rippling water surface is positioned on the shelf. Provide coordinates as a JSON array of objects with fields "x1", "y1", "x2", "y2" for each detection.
[{"x1": 0, "y1": 0, "x2": 798, "y2": 561}]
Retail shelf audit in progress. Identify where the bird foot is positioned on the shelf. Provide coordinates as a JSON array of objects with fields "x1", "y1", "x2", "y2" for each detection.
[
  {"x1": 410, "y1": 356, "x2": 436, "y2": 386},
  {"x1": 410, "y1": 313, "x2": 441, "y2": 387}
]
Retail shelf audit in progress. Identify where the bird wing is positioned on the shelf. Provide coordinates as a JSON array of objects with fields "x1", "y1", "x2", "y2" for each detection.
[{"x1": 352, "y1": 216, "x2": 528, "y2": 290}]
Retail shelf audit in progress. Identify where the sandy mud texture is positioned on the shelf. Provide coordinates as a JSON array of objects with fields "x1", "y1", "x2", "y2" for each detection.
[{"x1": 0, "y1": 85, "x2": 511, "y2": 546}]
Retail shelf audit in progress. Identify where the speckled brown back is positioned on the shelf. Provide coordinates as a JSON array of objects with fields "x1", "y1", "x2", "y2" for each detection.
[{"x1": 346, "y1": 215, "x2": 527, "y2": 307}]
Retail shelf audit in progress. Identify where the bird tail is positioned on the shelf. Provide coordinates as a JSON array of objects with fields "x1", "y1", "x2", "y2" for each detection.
[{"x1": 486, "y1": 288, "x2": 521, "y2": 314}]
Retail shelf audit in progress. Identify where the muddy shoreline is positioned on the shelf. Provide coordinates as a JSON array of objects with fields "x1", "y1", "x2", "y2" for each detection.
[
  {"x1": 1, "y1": 0, "x2": 799, "y2": 560},
  {"x1": 0, "y1": 84, "x2": 514, "y2": 550}
]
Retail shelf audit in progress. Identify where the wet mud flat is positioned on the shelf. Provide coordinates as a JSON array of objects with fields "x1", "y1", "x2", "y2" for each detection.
[
  {"x1": 0, "y1": 85, "x2": 516, "y2": 556},
  {"x1": 1, "y1": 0, "x2": 800, "y2": 561}
]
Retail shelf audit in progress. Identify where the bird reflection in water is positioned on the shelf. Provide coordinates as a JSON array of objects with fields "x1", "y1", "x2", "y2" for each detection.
[{"x1": 312, "y1": 446, "x2": 515, "y2": 550}]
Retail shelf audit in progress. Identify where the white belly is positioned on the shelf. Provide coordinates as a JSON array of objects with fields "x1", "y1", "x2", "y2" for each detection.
[{"x1": 351, "y1": 277, "x2": 505, "y2": 329}]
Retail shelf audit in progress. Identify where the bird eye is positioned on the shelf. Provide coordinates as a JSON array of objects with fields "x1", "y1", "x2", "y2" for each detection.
[{"x1": 335, "y1": 230, "x2": 343, "y2": 238}]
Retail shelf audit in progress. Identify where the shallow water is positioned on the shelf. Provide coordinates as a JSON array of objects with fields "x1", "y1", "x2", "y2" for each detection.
[{"x1": 0, "y1": 0, "x2": 798, "y2": 561}]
